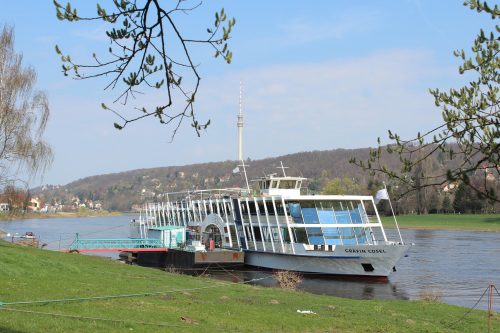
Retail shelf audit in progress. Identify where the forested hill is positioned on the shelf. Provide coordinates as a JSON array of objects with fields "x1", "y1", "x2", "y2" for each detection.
[{"x1": 34, "y1": 147, "x2": 451, "y2": 211}]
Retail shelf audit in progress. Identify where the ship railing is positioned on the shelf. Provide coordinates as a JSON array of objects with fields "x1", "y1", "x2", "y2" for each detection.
[
  {"x1": 68, "y1": 236, "x2": 164, "y2": 251},
  {"x1": 245, "y1": 240, "x2": 294, "y2": 254},
  {"x1": 156, "y1": 188, "x2": 244, "y2": 201}
]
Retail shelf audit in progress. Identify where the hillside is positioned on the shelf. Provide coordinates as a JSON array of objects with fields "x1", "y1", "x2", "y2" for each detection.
[{"x1": 34, "y1": 146, "x2": 457, "y2": 212}]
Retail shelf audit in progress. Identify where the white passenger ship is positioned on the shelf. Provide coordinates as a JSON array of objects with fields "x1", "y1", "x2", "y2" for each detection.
[{"x1": 132, "y1": 171, "x2": 410, "y2": 277}]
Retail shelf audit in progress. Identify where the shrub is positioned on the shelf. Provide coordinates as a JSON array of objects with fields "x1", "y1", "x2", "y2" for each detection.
[{"x1": 274, "y1": 270, "x2": 302, "y2": 290}]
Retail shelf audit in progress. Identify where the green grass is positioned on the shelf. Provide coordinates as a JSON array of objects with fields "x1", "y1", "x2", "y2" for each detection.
[
  {"x1": 382, "y1": 214, "x2": 500, "y2": 232},
  {"x1": 0, "y1": 242, "x2": 498, "y2": 332}
]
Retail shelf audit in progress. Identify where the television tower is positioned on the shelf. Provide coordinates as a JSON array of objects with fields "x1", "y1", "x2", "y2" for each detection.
[{"x1": 237, "y1": 80, "x2": 243, "y2": 161}]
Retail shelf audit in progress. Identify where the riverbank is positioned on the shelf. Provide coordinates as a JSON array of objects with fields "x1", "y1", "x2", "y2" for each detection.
[
  {"x1": 0, "y1": 241, "x2": 496, "y2": 332},
  {"x1": 382, "y1": 213, "x2": 500, "y2": 232},
  {"x1": 0, "y1": 210, "x2": 122, "y2": 221}
]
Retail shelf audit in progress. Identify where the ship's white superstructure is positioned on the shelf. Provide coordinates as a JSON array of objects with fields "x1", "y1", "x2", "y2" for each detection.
[{"x1": 132, "y1": 174, "x2": 410, "y2": 277}]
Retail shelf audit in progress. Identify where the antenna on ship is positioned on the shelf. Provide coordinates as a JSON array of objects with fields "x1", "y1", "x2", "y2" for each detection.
[
  {"x1": 237, "y1": 80, "x2": 244, "y2": 162},
  {"x1": 278, "y1": 161, "x2": 288, "y2": 177}
]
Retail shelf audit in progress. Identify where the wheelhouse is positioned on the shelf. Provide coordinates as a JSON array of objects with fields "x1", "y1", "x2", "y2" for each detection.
[{"x1": 255, "y1": 175, "x2": 306, "y2": 197}]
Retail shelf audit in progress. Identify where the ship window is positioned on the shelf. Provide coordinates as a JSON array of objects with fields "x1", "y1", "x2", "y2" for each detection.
[
  {"x1": 282, "y1": 228, "x2": 291, "y2": 242},
  {"x1": 361, "y1": 263, "x2": 374, "y2": 272},
  {"x1": 258, "y1": 203, "x2": 266, "y2": 215},
  {"x1": 300, "y1": 201, "x2": 315, "y2": 209},
  {"x1": 260, "y1": 180, "x2": 272, "y2": 189},
  {"x1": 248, "y1": 202, "x2": 257, "y2": 215},
  {"x1": 270, "y1": 227, "x2": 279, "y2": 240},
  {"x1": 293, "y1": 228, "x2": 308, "y2": 243},
  {"x1": 271, "y1": 180, "x2": 278, "y2": 188},
  {"x1": 253, "y1": 227, "x2": 262, "y2": 241},
  {"x1": 274, "y1": 202, "x2": 285, "y2": 215},
  {"x1": 279, "y1": 180, "x2": 296, "y2": 189},
  {"x1": 264, "y1": 201, "x2": 274, "y2": 214},
  {"x1": 296, "y1": 181, "x2": 302, "y2": 189},
  {"x1": 288, "y1": 203, "x2": 303, "y2": 223}
]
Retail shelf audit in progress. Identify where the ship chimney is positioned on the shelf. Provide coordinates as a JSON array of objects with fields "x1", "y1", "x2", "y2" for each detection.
[{"x1": 237, "y1": 80, "x2": 243, "y2": 161}]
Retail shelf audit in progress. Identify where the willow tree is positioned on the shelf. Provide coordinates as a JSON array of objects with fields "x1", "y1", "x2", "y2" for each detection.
[
  {"x1": 53, "y1": 0, "x2": 235, "y2": 138},
  {"x1": 351, "y1": 0, "x2": 500, "y2": 201},
  {"x1": 0, "y1": 26, "x2": 53, "y2": 187}
]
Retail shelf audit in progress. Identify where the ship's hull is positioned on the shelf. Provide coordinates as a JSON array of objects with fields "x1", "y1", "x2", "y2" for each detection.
[{"x1": 244, "y1": 244, "x2": 410, "y2": 277}]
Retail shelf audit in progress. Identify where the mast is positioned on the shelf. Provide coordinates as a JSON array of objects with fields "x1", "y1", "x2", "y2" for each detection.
[
  {"x1": 384, "y1": 182, "x2": 404, "y2": 244},
  {"x1": 278, "y1": 161, "x2": 288, "y2": 177},
  {"x1": 237, "y1": 80, "x2": 244, "y2": 161},
  {"x1": 238, "y1": 160, "x2": 250, "y2": 192}
]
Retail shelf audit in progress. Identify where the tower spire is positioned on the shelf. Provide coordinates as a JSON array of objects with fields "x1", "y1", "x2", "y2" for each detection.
[{"x1": 237, "y1": 80, "x2": 244, "y2": 161}]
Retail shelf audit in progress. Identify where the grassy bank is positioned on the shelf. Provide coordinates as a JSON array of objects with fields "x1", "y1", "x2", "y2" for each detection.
[
  {"x1": 0, "y1": 210, "x2": 122, "y2": 221},
  {"x1": 0, "y1": 242, "x2": 497, "y2": 332},
  {"x1": 382, "y1": 214, "x2": 500, "y2": 232}
]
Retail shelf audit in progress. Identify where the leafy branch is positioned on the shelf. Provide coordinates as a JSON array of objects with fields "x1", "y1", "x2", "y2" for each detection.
[
  {"x1": 350, "y1": 0, "x2": 500, "y2": 202},
  {"x1": 53, "y1": 0, "x2": 235, "y2": 138}
]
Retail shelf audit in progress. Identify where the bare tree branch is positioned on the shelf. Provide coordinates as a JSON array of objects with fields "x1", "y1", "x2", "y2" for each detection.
[
  {"x1": 0, "y1": 26, "x2": 53, "y2": 187},
  {"x1": 54, "y1": 0, "x2": 235, "y2": 137}
]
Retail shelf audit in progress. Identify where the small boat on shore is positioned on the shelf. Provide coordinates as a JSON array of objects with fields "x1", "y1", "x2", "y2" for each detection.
[
  {"x1": 21, "y1": 231, "x2": 35, "y2": 239},
  {"x1": 12, "y1": 231, "x2": 40, "y2": 247}
]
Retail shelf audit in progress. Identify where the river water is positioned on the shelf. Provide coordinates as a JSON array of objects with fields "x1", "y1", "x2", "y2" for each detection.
[{"x1": 1, "y1": 215, "x2": 499, "y2": 311}]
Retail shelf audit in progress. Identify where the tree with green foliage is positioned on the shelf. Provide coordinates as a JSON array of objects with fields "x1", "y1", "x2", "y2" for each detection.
[
  {"x1": 427, "y1": 190, "x2": 440, "y2": 214},
  {"x1": 53, "y1": 0, "x2": 235, "y2": 138},
  {"x1": 351, "y1": 0, "x2": 500, "y2": 202},
  {"x1": 321, "y1": 177, "x2": 361, "y2": 195},
  {"x1": 0, "y1": 26, "x2": 52, "y2": 187},
  {"x1": 453, "y1": 182, "x2": 484, "y2": 213},
  {"x1": 441, "y1": 194, "x2": 453, "y2": 213}
]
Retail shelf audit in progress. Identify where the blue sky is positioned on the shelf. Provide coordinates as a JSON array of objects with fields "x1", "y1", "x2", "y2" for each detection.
[{"x1": 1, "y1": 1, "x2": 496, "y2": 185}]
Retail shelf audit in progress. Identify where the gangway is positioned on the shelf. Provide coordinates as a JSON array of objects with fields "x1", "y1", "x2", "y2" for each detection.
[{"x1": 65, "y1": 233, "x2": 168, "y2": 253}]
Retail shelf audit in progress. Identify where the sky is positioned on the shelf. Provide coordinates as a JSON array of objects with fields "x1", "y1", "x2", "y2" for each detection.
[{"x1": 0, "y1": 1, "x2": 496, "y2": 186}]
